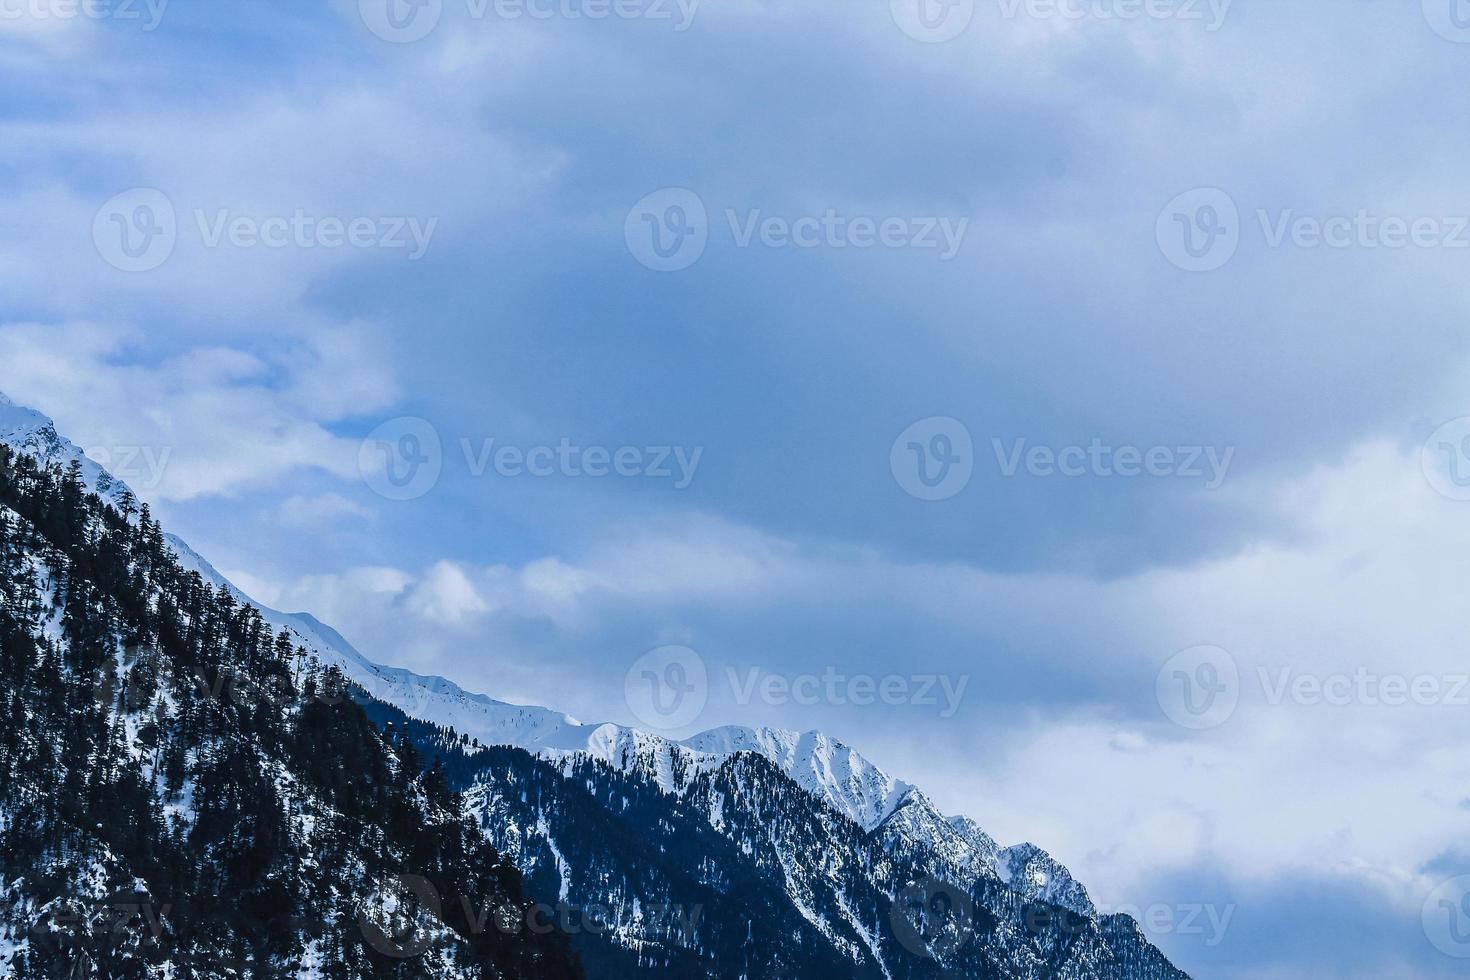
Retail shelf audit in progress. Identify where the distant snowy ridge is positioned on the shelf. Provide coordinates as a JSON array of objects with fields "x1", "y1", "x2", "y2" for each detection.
[{"x1": 0, "y1": 390, "x2": 1096, "y2": 918}]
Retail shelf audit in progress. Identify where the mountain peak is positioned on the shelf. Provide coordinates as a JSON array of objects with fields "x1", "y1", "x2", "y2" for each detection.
[
  {"x1": 0, "y1": 392, "x2": 132, "y2": 509},
  {"x1": 995, "y1": 841, "x2": 1096, "y2": 917},
  {"x1": 680, "y1": 724, "x2": 916, "y2": 830}
]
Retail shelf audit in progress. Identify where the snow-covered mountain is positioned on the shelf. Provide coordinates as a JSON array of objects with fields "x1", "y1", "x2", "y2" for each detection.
[
  {"x1": 0, "y1": 401, "x2": 585, "y2": 978},
  {"x1": 0, "y1": 390, "x2": 1178, "y2": 977}
]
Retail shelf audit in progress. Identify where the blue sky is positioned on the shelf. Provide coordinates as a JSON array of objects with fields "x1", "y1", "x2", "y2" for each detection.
[{"x1": 4, "y1": 1, "x2": 1470, "y2": 976}]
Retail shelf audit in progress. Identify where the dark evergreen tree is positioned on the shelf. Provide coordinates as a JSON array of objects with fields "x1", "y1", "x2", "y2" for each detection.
[{"x1": 0, "y1": 443, "x2": 584, "y2": 980}]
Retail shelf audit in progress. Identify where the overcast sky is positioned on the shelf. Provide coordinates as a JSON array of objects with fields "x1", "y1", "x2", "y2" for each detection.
[{"x1": 4, "y1": 2, "x2": 1470, "y2": 976}]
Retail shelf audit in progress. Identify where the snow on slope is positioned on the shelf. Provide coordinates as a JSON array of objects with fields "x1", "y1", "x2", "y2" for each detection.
[
  {"x1": 684, "y1": 725, "x2": 916, "y2": 832},
  {"x1": 0, "y1": 392, "x2": 132, "y2": 510},
  {"x1": 166, "y1": 532, "x2": 610, "y2": 753},
  {"x1": 0, "y1": 390, "x2": 1096, "y2": 917},
  {"x1": 995, "y1": 842, "x2": 1097, "y2": 916}
]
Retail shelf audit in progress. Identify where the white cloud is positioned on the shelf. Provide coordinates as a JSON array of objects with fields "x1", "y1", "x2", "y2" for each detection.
[
  {"x1": 267, "y1": 565, "x2": 414, "y2": 626},
  {"x1": 218, "y1": 567, "x2": 284, "y2": 608},
  {"x1": 278, "y1": 492, "x2": 374, "y2": 528},
  {"x1": 0, "y1": 71, "x2": 565, "y2": 325},
  {"x1": 0, "y1": 320, "x2": 397, "y2": 501},
  {"x1": 4, "y1": 7, "x2": 1461, "y2": 975},
  {"x1": 0, "y1": 3, "x2": 95, "y2": 50},
  {"x1": 405, "y1": 560, "x2": 490, "y2": 623}
]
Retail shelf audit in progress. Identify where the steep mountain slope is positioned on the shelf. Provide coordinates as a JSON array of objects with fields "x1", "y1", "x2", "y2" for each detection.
[
  {"x1": 359, "y1": 701, "x2": 866, "y2": 979},
  {"x1": 0, "y1": 444, "x2": 583, "y2": 977},
  {"x1": 359, "y1": 698, "x2": 1189, "y2": 980}
]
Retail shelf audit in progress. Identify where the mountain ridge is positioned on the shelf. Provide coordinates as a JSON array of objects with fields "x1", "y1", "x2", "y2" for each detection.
[{"x1": 0, "y1": 390, "x2": 1144, "y2": 937}]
